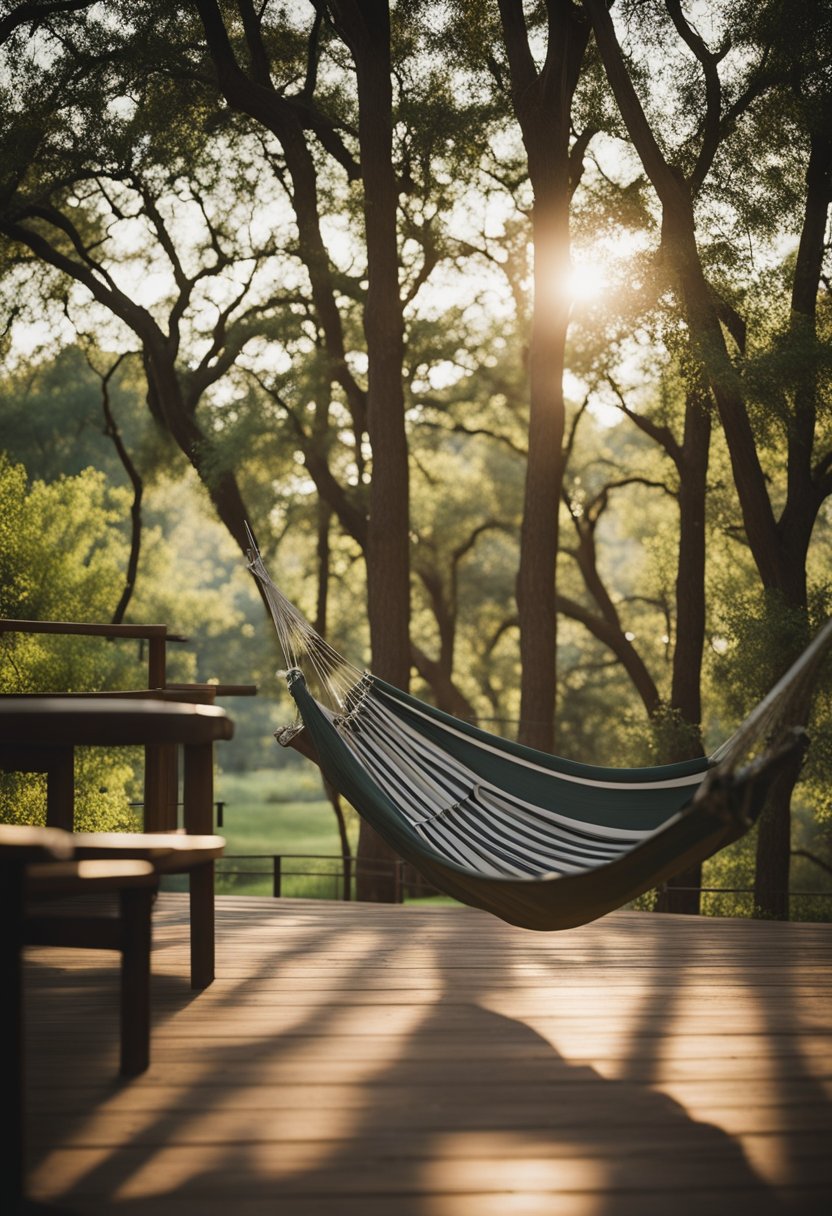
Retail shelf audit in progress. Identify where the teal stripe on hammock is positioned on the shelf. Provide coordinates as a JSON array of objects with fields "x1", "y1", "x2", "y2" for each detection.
[
  {"x1": 369, "y1": 678, "x2": 709, "y2": 831},
  {"x1": 342, "y1": 698, "x2": 656, "y2": 863},
  {"x1": 338, "y1": 683, "x2": 679, "y2": 840},
  {"x1": 372, "y1": 676, "x2": 709, "y2": 782},
  {"x1": 289, "y1": 674, "x2": 706, "y2": 858}
]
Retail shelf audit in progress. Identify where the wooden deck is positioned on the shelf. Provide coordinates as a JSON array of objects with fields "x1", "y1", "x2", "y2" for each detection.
[{"x1": 24, "y1": 894, "x2": 832, "y2": 1215}]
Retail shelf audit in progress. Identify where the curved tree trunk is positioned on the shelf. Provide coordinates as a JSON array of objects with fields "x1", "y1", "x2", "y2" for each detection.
[{"x1": 587, "y1": 0, "x2": 832, "y2": 920}]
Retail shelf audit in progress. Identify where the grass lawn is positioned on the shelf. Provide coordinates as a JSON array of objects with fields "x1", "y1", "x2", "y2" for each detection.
[
  {"x1": 209, "y1": 766, "x2": 357, "y2": 899},
  {"x1": 217, "y1": 767, "x2": 358, "y2": 855},
  {"x1": 207, "y1": 765, "x2": 459, "y2": 905}
]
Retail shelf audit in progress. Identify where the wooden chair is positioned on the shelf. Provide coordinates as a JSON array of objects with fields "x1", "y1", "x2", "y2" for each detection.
[{"x1": 0, "y1": 824, "x2": 158, "y2": 1216}]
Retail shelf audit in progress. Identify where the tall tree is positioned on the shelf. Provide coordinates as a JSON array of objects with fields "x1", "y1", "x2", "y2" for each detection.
[
  {"x1": 584, "y1": 0, "x2": 832, "y2": 916},
  {"x1": 494, "y1": 0, "x2": 593, "y2": 750},
  {"x1": 325, "y1": 0, "x2": 410, "y2": 688}
]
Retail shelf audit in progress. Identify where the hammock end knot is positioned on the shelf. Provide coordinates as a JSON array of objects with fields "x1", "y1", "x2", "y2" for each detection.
[{"x1": 275, "y1": 722, "x2": 305, "y2": 748}]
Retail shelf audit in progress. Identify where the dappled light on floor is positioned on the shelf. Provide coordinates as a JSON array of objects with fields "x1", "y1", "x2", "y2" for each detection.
[{"x1": 24, "y1": 895, "x2": 831, "y2": 1214}]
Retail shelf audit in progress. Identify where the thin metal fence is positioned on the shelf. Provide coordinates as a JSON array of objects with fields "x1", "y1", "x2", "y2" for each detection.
[
  {"x1": 655, "y1": 882, "x2": 832, "y2": 920},
  {"x1": 215, "y1": 853, "x2": 439, "y2": 903},
  {"x1": 214, "y1": 855, "x2": 832, "y2": 918}
]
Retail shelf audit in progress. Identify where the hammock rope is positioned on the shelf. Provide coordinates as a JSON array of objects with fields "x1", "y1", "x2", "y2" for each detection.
[{"x1": 246, "y1": 526, "x2": 831, "y2": 930}]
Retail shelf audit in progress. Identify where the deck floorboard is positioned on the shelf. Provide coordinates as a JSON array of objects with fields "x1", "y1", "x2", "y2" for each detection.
[{"x1": 24, "y1": 894, "x2": 832, "y2": 1215}]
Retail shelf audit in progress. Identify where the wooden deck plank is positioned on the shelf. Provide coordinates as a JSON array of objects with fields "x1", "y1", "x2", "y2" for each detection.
[
  {"x1": 24, "y1": 895, "x2": 832, "y2": 1214},
  {"x1": 10, "y1": 1192, "x2": 814, "y2": 1216}
]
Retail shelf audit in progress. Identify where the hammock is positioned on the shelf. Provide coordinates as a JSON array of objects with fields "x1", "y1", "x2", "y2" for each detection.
[{"x1": 246, "y1": 532, "x2": 831, "y2": 930}]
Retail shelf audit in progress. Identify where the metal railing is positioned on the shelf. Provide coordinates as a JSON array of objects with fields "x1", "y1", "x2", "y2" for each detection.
[
  {"x1": 212, "y1": 855, "x2": 832, "y2": 917},
  {"x1": 215, "y1": 853, "x2": 438, "y2": 903},
  {"x1": 655, "y1": 882, "x2": 832, "y2": 919}
]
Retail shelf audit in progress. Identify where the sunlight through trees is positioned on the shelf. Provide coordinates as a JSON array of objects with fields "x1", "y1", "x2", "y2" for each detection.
[{"x1": 1, "y1": 0, "x2": 829, "y2": 914}]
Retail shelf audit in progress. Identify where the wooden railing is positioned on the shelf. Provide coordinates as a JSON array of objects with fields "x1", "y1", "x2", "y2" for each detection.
[
  {"x1": 0, "y1": 618, "x2": 256, "y2": 831},
  {"x1": 0, "y1": 618, "x2": 187, "y2": 687}
]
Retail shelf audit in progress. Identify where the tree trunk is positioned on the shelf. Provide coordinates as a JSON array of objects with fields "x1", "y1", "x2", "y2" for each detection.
[
  {"x1": 498, "y1": 0, "x2": 591, "y2": 752},
  {"x1": 585, "y1": 1, "x2": 832, "y2": 922},
  {"x1": 142, "y1": 347, "x2": 256, "y2": 557},
  {"x1": 99, "y1": 355, "x2": 144, "y2": 626},
  {"x1": 517, "y1": 205, "x2": 569, "y2": 751},
  {"x1": 661, "y1": 376, "x2": 712, "y2": 914},
  {"x1": 330, "y1": 0, "x2": 410, "y2": 901}
]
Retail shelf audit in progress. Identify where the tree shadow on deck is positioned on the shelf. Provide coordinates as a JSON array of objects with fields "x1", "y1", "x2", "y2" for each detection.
[
  {"x1": 24, "y1": 900, "x2": 812, "y2": 1215},
  {"x1": 733, "y1": 920, "x2": 832, "y2": 1199}
]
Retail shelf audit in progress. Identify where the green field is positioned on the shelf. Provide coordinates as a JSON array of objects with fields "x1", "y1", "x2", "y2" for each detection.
[
  {"x1": 207, "y1": 765, "x2": 457, "y2": 905},
  {"x1": 208, "y1": 766, "x2": 357, "y2": 899}
]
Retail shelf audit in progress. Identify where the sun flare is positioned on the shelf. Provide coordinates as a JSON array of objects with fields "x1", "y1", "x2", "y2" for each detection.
[
  {"x1": 564, "y1": 260, "x2": 607, "y2": 302},
  {"x1": 564, "y1": 230, "x2": 649, "y2": 304}
]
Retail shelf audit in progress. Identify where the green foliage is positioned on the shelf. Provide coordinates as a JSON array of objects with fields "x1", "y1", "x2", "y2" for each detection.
[
  {"x1": 0, "y1": 454, "x2": 278, "y2": 825},
  {"x1": 0, "y1": 753, "x2": 141, "y2": 834},
  {"x1": 0, "y1": 346, "x2": 177, "y2": 486},
  {"x1": 711, "y1": 589, "x2": 823, "y2": 721},
  {"x1": 0, "y1": 454, "x2": 131, "y2": 639},
  {"x1": 0, "y1": 455, "x2": 144, "y2": 827}
]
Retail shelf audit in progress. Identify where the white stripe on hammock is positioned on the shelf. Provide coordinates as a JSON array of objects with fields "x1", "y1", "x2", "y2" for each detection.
[
  {"x1": 337, "y1": 690, "x2": 668, "y2": 842},
  {"x1": 373, "y1": 683, "x2": 708, "y2": 792}
]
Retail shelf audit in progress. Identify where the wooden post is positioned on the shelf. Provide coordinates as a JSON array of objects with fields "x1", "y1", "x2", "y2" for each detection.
[
  {"x1": 119, "y1": 884, "x2": 153, "y2": 1076},
  {"x1": 147, "y1": 634, "x2": 166, "y2": 689},
  {"x1": 0, "y1": 860, "x2": 24, "y2": 1216},
  {"x1": 183, "y1": 741, "x2": 215, "y2": 988},
  {"x1": 45, "y1": 747, "x2": 75, "y2": 831},
  {"x1": 144, "y1": 631, "x2": 179, "y2": 830},
  {"x1": 273, "y1": 855, "x2": 282, "y2": 899}
]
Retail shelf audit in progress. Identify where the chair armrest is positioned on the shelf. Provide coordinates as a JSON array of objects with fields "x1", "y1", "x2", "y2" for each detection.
[
  {"x1": 71, "y1": 831, "x2": 226, "y2": 871},
  {"x1": 0, "y1": 823, "x2": 74, "y2": 862},
  {"x1": 25, "y1": 858, "x2": 157, "y2": 899}
]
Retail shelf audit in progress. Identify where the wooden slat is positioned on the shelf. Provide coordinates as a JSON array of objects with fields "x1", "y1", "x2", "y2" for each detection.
[
  {"x1": 0, "y1": 618, "x2": 186, "y2": 640},
  {"x1": 24, "y1": 896, "x2": 832, "y2": 1213}
]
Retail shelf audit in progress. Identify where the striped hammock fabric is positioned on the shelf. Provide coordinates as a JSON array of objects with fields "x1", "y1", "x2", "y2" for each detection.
[{"x1": 247, "y1": 532, "x2": 831, "y2": 930}]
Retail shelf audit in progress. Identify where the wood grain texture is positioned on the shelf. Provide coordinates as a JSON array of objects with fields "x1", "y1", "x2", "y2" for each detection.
[{"x1": 24, "y1": 895, "x2": 832, "y2": 1214}]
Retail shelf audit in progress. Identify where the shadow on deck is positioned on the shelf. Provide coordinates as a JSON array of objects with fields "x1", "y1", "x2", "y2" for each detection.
[{"x1": 24, "y1": 895, "x2": 832, "y2": 1215}]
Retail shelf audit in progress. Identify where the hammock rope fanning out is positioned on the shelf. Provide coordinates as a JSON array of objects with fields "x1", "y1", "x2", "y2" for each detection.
[{"x1": 246, "y1": 527, "x2": 832, "y2": 930}]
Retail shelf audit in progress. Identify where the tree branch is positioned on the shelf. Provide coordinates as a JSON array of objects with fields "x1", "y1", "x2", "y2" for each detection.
[
  {"x1": 664, "y1": 0, "x2": 724, "y2": 193},
  {"x1": 237, "y1": 0, "x2": 273, "y2": 86},
  {"x1": 791, "y1": 848, "x2": 832, "y2": 879},
  {"x1": 605, "y1": 373, "x2": 682, "y2": 466},
  {"x1": 0, "y1": 0, "x2": 93, "y2": 45},
  {"x1": 247, "y1": 370, "x2": 367, "y2": 544},
  {"x1": 556, "y1": 593, "x2": 661, "y2": 714},
  {"x1": 585, "y1": 0, "x2": 686, "y2": 207}
]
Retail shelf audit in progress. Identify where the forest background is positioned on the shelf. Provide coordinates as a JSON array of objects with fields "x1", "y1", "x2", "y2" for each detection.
[{"x1": 0, "y1": 0, "x2": 830, "y2": 918}]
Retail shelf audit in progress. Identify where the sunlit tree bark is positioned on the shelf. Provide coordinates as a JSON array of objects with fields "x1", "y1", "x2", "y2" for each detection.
[{"x1": 497, "y1": 0, "x2": 592, "y2": 752}]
